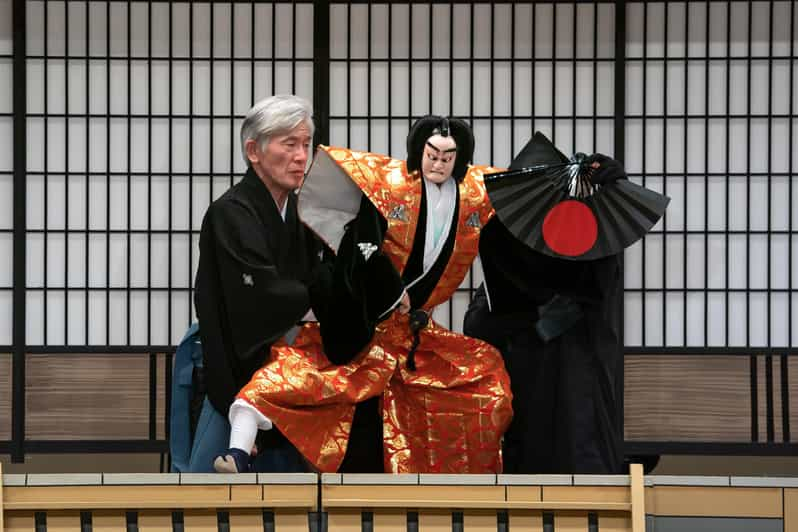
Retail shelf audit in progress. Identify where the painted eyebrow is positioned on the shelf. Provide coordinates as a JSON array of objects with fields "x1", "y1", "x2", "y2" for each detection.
[{"x1": 425, "y1": 140, "x2": 457, "y2": 154}]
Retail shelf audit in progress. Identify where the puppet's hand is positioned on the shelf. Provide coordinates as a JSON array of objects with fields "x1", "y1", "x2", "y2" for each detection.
[
  {"x1": 585, "y1": 153, "x2": 627, "y2": 185},
  {"x1": 398, "y1": 291, "x2": 411, "y2": 314}
]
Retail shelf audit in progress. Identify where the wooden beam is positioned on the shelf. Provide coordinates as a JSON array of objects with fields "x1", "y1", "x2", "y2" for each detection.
[
  {"x1": 650, "y1": 487, "x2": 782, "y2": 518},
  {"x1": 785, "y1": 489, "x2": 798, "y2": 532},
  {"x1": 373, "y1": 510, "x2": 407, "y2": 532},
  {"x1": 630, "y1": 464, "x2": 645, "y2": 532},
  {"x1": 507, "y1": 510, "x2": 543, "y2": 532},
  {"x1": 4, "y1": 511, "x2": 35, "y2": 532},
  {"x1": 229, "y1": 509, "x2": 263, "y2": 532},
  {"x1": 91, "y1": 510, "x2": 128, "y2": 532},
  {"x1": 4, "y1": 484, "x2": 317, "y2": 510},
  {"x1": 0, "y1": 460, "x2": 4, "y2": 532},
  {"x1": 138, "y1": 510, "x2": 173, "y2": 532}
]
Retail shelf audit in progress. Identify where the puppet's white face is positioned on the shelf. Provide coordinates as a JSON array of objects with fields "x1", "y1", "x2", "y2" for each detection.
[{"x1": 421, "y1": 134, "x2": 457, "y2": 184}]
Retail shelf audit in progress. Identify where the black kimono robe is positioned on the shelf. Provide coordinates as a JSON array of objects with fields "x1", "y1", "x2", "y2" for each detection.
[
  {"x1": 194, "y1": 168, "x2": 323, "y2": 424},
  {"x1": 464, "y1": 217, "x2": 624, "y2": 474}
]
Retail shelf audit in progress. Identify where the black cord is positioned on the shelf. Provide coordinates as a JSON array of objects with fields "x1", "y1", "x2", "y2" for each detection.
[{"x1": 406, "y1": 309, "x2": 429, "y2": 371}]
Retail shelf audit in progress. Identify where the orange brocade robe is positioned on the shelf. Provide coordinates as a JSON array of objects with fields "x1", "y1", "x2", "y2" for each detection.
[{"x1": 237, "y1": 146, "x2": 513, "y2": 473}]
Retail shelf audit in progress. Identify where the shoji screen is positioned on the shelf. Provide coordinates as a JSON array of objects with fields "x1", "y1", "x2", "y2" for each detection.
[
  {"x1": 623, "y1": 1, "x2": 797, "y2": 351},
  {"x1": 327, "y1": 2, "x2": 616, "y2": 331},
  {"x1": 0, "y1": 0, "x2": 14, "y2": 445},
  {"x1": 623, "y1": 1, "x2": 797, "y2": 450},
  {"x1": 24, "y1": 1, "x2": 313, "y2": 349},
  {"x1": 1, "y1": 1, "x2": 795, "y2": 461},
  {"x1": 13, "y1": 1, "x2": 314, "y2": 456}
]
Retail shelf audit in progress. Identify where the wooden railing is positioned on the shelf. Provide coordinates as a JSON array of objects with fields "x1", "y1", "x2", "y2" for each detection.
[
  {"x1": 321, "y1": 466, "x2": 644, "y2": 532},
  {"x1": 2, "y1": 463, "x2": 796, "y2": 531},
  {"x1": 1, "y1": 465, "x2": 318, "y2": 532}
]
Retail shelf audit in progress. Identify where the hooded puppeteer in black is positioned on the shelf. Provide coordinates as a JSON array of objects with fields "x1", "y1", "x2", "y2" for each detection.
[{"x1": 464, "y1": 135, "x2": 625, "y2": 474}]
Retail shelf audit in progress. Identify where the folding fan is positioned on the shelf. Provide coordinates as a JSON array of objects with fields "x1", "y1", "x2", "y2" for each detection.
[{"x1": 485, "y1": 132, "x2": 670, "y2": 260}]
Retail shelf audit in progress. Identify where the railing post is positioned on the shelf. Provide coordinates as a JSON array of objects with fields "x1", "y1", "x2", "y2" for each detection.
[
  {"x1": 1, "y1": 460, "x2": 5, "y2": 532},
  {"x1": 630, "y1": 463, "x2": 646, "y2": 532}
]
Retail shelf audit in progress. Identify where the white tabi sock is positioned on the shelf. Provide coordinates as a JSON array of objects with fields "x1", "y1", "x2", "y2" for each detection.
[{"x1": 228, "y1": 399, "x2": 273, "y2": 452}]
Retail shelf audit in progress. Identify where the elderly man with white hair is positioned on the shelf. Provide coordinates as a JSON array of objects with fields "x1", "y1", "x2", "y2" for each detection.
[{"x1": 190, "y1": 94, "x2": 324, "y2": 472}]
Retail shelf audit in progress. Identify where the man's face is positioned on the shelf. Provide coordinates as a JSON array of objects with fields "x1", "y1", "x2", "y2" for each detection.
[
  {"x1": 247, "y1": 122, "x2": 312, "y2": 194},
  {"x1": 421, "y1": 134, "x2": 457, "y2": 184}
]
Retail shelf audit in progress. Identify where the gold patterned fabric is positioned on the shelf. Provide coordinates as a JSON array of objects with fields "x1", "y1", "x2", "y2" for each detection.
[{"x1": 237, "y1": 147, "x2": 513, "y2": 473}]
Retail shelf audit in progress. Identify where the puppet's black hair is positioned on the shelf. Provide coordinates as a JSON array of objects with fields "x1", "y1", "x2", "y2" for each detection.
[{"x1": 406, "y1": 115, "x2": 474, "y2": 182}]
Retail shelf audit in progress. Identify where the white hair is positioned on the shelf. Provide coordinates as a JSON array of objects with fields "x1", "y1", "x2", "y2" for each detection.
[{"x1": 240, "y1": 94, "x2": 315, "y2": 164}]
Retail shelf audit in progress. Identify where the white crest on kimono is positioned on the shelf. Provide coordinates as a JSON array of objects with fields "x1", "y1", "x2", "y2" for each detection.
[
  {"x1": 358, "y1": 242, "x2": 378, "y2": 261},
  {"x1": 465, "y1": 212, "x2": 481, "y2": 229},
  {"x1": 242, "y1": 273, "x2": 254, "y2": 286},
  {"x1": 388, "y1": 204, "x2": 409, "y2": 222}
]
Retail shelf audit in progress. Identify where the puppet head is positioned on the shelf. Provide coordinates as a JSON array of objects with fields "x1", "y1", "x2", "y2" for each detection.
[{"x1": 406, "y1": 115, "x2": 474, "y2": 183}]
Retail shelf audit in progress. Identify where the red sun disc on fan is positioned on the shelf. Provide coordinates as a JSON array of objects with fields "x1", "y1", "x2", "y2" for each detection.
[{"x1": 541, "y1": 200, "x2": 598, "y2": 257}]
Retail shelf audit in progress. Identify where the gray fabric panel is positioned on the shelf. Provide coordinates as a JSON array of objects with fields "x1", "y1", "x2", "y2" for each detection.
[
  {"x1": 649, "y1": 516, "x2": 782, "y2": 532},
  {"x1": 648, "y1": 476, "x2": 730, "y2": 487},
  {"x1": 180, "y1": 473, "x2": 256, "y2": 484},
  {"x1": 730, "y1": 477, "x2": 798, "y2": 488},
  {"x1": 342, "y1": 473, "x2": 419, "y2": 485},
  {"x1": 298, "y1": 149, "x2": 364, "y2": 252},
  {"x1": 257, "y1": 473, "x2": 318, "y2": 485},
  {"x1": 321, "y1": 473, "x2": 342, "y2": 485},
  {"x1": 26, "y1": 473, "x2": 103, "y2": 486},
  {"x1": 573, "y1": 474, "x2": 629, "y2": 486},
  {"x1": 103, "y1": 473, "x2": 180, "y2": 485},
  {"x1": 419, "y1": 474, "x2": 496, "y2": 485},
  {"x1": 2, "y1": 474, "x2": 27, "y2": 486},
  {"x1": 497, "y1": 474, "x2": 572, "y2": 486}
]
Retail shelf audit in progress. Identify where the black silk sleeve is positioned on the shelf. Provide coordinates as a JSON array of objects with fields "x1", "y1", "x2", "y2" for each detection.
[
  {"x1": 463, "y1": 283, "x2": 543, "y2": 348},
  {"x1": 306, "y1": 245, "x2": 335, "y2": 323},
  {"x1": 462, "y1": 284, "x2": 509, "y2": 350},
  {"x1": 320, "y1": 195, "x2": 404, "y2": 365},
  {"x1": 477, "y1": 217, "x2": 608, "y2": 315},
  {"x1": 209, "y1": 201, "x2": 311, "y2": 363}
]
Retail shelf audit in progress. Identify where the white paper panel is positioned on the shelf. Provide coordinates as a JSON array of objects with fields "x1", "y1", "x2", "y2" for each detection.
[{"x1": 4, "y1": 1, "x2": 794, "y2": 349}]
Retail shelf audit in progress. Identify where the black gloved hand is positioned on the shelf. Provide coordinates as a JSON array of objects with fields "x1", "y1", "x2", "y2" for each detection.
[{"x1": 585, "y1": 153, "x2": 627, "y2": 185}]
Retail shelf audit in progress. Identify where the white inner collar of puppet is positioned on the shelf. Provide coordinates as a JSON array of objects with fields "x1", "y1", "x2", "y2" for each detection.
[{"x1": 421, "y1": 174, "x2": 456, "y2": 273}]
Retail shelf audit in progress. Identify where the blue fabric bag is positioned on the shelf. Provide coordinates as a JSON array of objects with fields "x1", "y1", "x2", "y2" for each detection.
[
  {"x1": 169, "y1": 322, "x2": 309, "y2": 472},
  {"x1": 169, "y1": 322, "x2": 203, "y2": 472}
]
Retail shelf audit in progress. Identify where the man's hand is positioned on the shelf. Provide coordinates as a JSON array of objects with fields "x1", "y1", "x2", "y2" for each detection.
[
  {"x1": 398, "y1": 291, "x2": 411, "y2": 314},
  {"x1": 585, "y1": 153, "x2": 627, "y2": 185}
]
